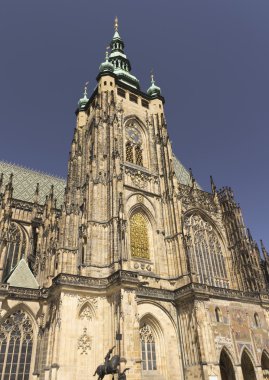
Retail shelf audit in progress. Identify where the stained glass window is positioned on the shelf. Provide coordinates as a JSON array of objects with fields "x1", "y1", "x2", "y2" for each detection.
[
  {"x1": 140, "y1": 324, "x2": 157, "y2": 371},
  {"x1": 130, "y1": 213, "x2": 150, "y2": 259},
  {"x1": 0, "y1": 310, "x2": 34, "y2": 380},
  {"x1": 4, "y1": 223, "x2": 26, "y2": 280},
  {"x1": 184, "y1": 213, "x2": 229, "y2": 288}
]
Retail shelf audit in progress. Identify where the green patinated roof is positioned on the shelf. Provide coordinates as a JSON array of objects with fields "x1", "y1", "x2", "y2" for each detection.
[
  {"x1": 0, "y1": 161, "x2": 66, "y2": 205},
  {"x1": 7, "y1": 258, "x2": 39, "y2": 289}
]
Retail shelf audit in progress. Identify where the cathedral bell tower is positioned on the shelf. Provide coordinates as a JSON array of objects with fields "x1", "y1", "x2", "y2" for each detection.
[{"x1": 60, "y1": 17, "x2": 187, "y2": 281}]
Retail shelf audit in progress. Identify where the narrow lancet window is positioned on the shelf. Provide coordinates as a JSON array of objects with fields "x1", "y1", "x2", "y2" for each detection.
[
  {"x1": 126, "y1": 142, "x2": 134, "y2": 163},
  {"x1": 140, "y1": 324, "x2": 157, "y2": 371},
  {"x1": 130, "y1": 213, "x2": 150, "y2": 259}
]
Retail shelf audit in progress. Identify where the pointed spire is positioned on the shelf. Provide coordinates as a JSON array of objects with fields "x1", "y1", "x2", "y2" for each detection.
[
  {"x1": 78, "y1": 81, "x2": 89, "y2": 110},
  {"x1": 34, "y1": 183, "x2": 39, "y2": 204},
  {"x1": 107, "y1": 18, "x2": 140, "y2": 89},
  {"x1": 50, "y1": 184, "x2": 54, "y2": 200},
  {"x1": 189, "y1": 168, "x2": 195, "y2": 189},
  {"x1": 0, "y1": 173, "x2": 3, "y2": 193},
  {"x1": 261, "y1": 240, "x2": 268, "y2": 258},
  {"x1": 147, "y1": 70, "x2": 161, "y2": 97},
  {"x1": 114, "y1": 16, "x2": 119, "y2": 32},
  {"x1": 247, "y1": 228, "x2": 253, "y2": 242},
  {"x1": 210, "y1": 175, "x2": 217, "y2": 194}
]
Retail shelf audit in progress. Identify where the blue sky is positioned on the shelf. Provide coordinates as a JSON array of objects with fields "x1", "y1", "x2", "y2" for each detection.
[{"x1": 0, "y1": 0, "x2": 268, "y2": 248}]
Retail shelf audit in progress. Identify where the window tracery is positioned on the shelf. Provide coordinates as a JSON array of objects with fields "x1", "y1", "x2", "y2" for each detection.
[
  {"x1": 4, "y1": 223, "x2": 26, "y2": 280},
  {"x1": 125, "y1": 121, "x2": 144, "y2": 166},
  {"x1": 184, "y1": 213, "x2": 229, "y2": 288},
  {"x1": 140, "y1": 324, "x2": 157, "y2": 371},
  {"x1": 0, "y1": 310, "x2": 33, "y2": 380},
  {"x1": 130, "y1": 213, "x2": 150, "y2": 259}
]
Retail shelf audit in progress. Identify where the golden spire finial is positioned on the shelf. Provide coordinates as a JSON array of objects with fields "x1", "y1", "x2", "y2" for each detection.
[{"x1": 114, "y1": 16, "x2": 119, "y2": 32}]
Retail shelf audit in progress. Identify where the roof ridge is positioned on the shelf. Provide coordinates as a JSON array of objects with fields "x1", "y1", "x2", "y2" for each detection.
[{"x1": 0, "y1": 160, "x2": 66, "y2": 181}]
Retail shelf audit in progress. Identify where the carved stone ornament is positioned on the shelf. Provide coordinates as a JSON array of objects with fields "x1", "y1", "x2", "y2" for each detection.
[
  {"x1": 78, "y1": 328, "x2": 92, "y2": 354},
  {"x1": 178, "y1": 184, "x2": 217, "y2": 213},
  {"x1": 214, "y1": 335, "x2": 234, "y2": 355}
]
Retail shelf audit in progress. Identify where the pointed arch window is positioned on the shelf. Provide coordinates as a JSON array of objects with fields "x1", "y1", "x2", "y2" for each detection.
[
  {"x1": 130, "y1": 213, "x2": 150, "y2": 259},
  {"x1": 254, "y1": 313, "x2": 260, "y2": 328},
  {"x1": 0, "y1": 310, "x2": 34, "y2": 380},
  {"x1": 261, "y1": 351, "x2": 269, "y2": 379},
  {"x1": 4, "y1": 223, "x2": 26, "y2": 280},
  {"x1": 215, "y1": 307, "x2": 222, "y2": 323},
  {"x1": 140, "y1": 324, "x2": 157, "y2": 371},
  {"x1": 184, "y1": 213, "x2": 229, "y2": 288},
  {"x1": 135, "y1": 145, "x2": 143, "y2": 166},
  {"x1": 125, "y1": 142, "x2": 134, "y2": 163},
  {"x1": 125, "y1": 121, "x2": 144, "y2": 167}
]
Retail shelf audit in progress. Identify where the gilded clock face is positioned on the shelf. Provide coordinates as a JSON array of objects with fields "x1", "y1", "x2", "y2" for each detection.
[{"x1": 126, "y1": 124, "x2": 142, "y2": 145}]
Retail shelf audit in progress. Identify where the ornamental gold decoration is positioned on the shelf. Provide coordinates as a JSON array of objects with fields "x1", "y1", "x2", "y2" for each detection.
[{"x1": 130, "y1": 213, "x2": 150, "y2": 259}]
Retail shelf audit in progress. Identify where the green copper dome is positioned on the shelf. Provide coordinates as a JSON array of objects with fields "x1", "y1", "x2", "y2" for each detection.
[
  {"x1": 78, "y1": 83, "x2": 89, "y2": 110},
  {"x1": 147, "y1": 74, "x2": 161, "y2": 97},
  {"x1": 99, "y1": 50, "x2": 114, "y2": 73}
]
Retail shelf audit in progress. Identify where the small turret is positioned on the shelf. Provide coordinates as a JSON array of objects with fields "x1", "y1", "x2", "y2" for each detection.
[
  {"x1": 78, "y1": 82, "x2": 89, "y2": 111},
  {"x1": 99, "y1": 48, "x2": 114, "y2": 74},
  {"x1": 147, "y1": 72, "x2": 161, "y2": 98}
]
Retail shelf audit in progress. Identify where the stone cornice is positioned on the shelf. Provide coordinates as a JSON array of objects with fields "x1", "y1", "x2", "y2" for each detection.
[{"x1": 0, "y1": 272, "x2": 268, "y2": 306}]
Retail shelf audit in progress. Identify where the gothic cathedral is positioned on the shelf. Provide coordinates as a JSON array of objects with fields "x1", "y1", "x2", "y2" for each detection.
[{"x1": 1, "y1": 18, "x2": 269, "y2": 380}]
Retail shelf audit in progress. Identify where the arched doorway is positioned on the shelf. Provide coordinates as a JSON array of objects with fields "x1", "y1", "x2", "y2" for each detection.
[
  {"x1": 261, "y1": 351, "x2": 269, "y2": 379},
  {"x1": 219, "y1": 349, "x2": 236, "y2": 380},
  {"x1": 241, "y1": 350, "x2": 256, "y2": 380}
]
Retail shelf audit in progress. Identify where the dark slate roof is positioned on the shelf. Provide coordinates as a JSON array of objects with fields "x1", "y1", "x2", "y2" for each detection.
[{"x1": 0, "y1": 161, "x2": 66, "y2": 205}]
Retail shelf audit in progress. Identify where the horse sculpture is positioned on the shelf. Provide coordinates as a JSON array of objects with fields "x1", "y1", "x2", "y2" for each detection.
[
  {"x1": 93, "y1": 346, "x2": 120, "y2": 380},
  {"x1": 93, "y1": 346, "x2": 130, "y2": 380}
]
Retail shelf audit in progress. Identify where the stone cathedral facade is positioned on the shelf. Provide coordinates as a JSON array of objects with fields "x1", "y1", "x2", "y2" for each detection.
[{"x1": 1, "y1": 19, "x2": 269, "y2": 380}]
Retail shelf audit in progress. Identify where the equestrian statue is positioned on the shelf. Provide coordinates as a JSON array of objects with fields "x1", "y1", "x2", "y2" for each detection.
[{"x1": 93, "y1": 346, "x2": 129, "y2": 380}]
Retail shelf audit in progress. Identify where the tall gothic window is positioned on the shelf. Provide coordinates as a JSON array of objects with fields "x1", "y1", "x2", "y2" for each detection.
[
  {"x1": 184, "y1": 213, "x2": 229, "y2": 288},
  {"x1": 4, "y1": 223, "x2": 26, "y2": 280},
  {"x1": 130, "y1": 213, "x2": 150, "y2": 259},
  {"x1": 0, "y1": 310, "x2": 34, "y2": 380},
  {"x1": 125, "y1": 121, "x2": 144, "y2": 166},
  {"x1": 135, "y1": 145, "x2": 143, "y2": 166},
  {"x1": 140, "y1": 324, "x2": 157, "y2": 371},
  {"x1": 125, "y1": 142, "x2": 134, "y2": 163}
]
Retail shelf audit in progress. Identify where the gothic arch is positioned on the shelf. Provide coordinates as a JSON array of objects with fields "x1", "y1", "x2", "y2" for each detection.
[
  {"x1": 126, "y1": 192, "x2": 156, "y2": 218},
  {"x1": 129, "y1": 211, "x2": 151, "y2": 260},
  {"x1": 138, "y1": 302, "x2": 183, "y2": 380},
  {"x1": 124, "y1": 117, "x2": 150, "y2": 169},
  {"x1": 78, "y1": 302, "x2": 96, "y2": 321},
  {"x1": 219, "y1": 347, "x2": 236, "y2": 380},
  {"x1": 241, "y1": 349, "x2": 257, "y2": 380},
  {"x1": 139, "y1": 313, "x2": 165, "y2": 376},
  {"x1": 3, "y1": 222, "x2": 29, "y2": 280},
  {"x1": 183, "y1": 210, "x2": 229, "y2": 288},
  {"x1": 184, "y1": 208, "x2": 226, "y2": 246},
  {"x1": 137, "y1": 300, "x2": 178, "y2": 331},
  {"x1": 0, "y1": 308, "x2": 37, "y2": 380},
  {"x1": 261, "y1": 350, "x2": 269, "y2": 379}
]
